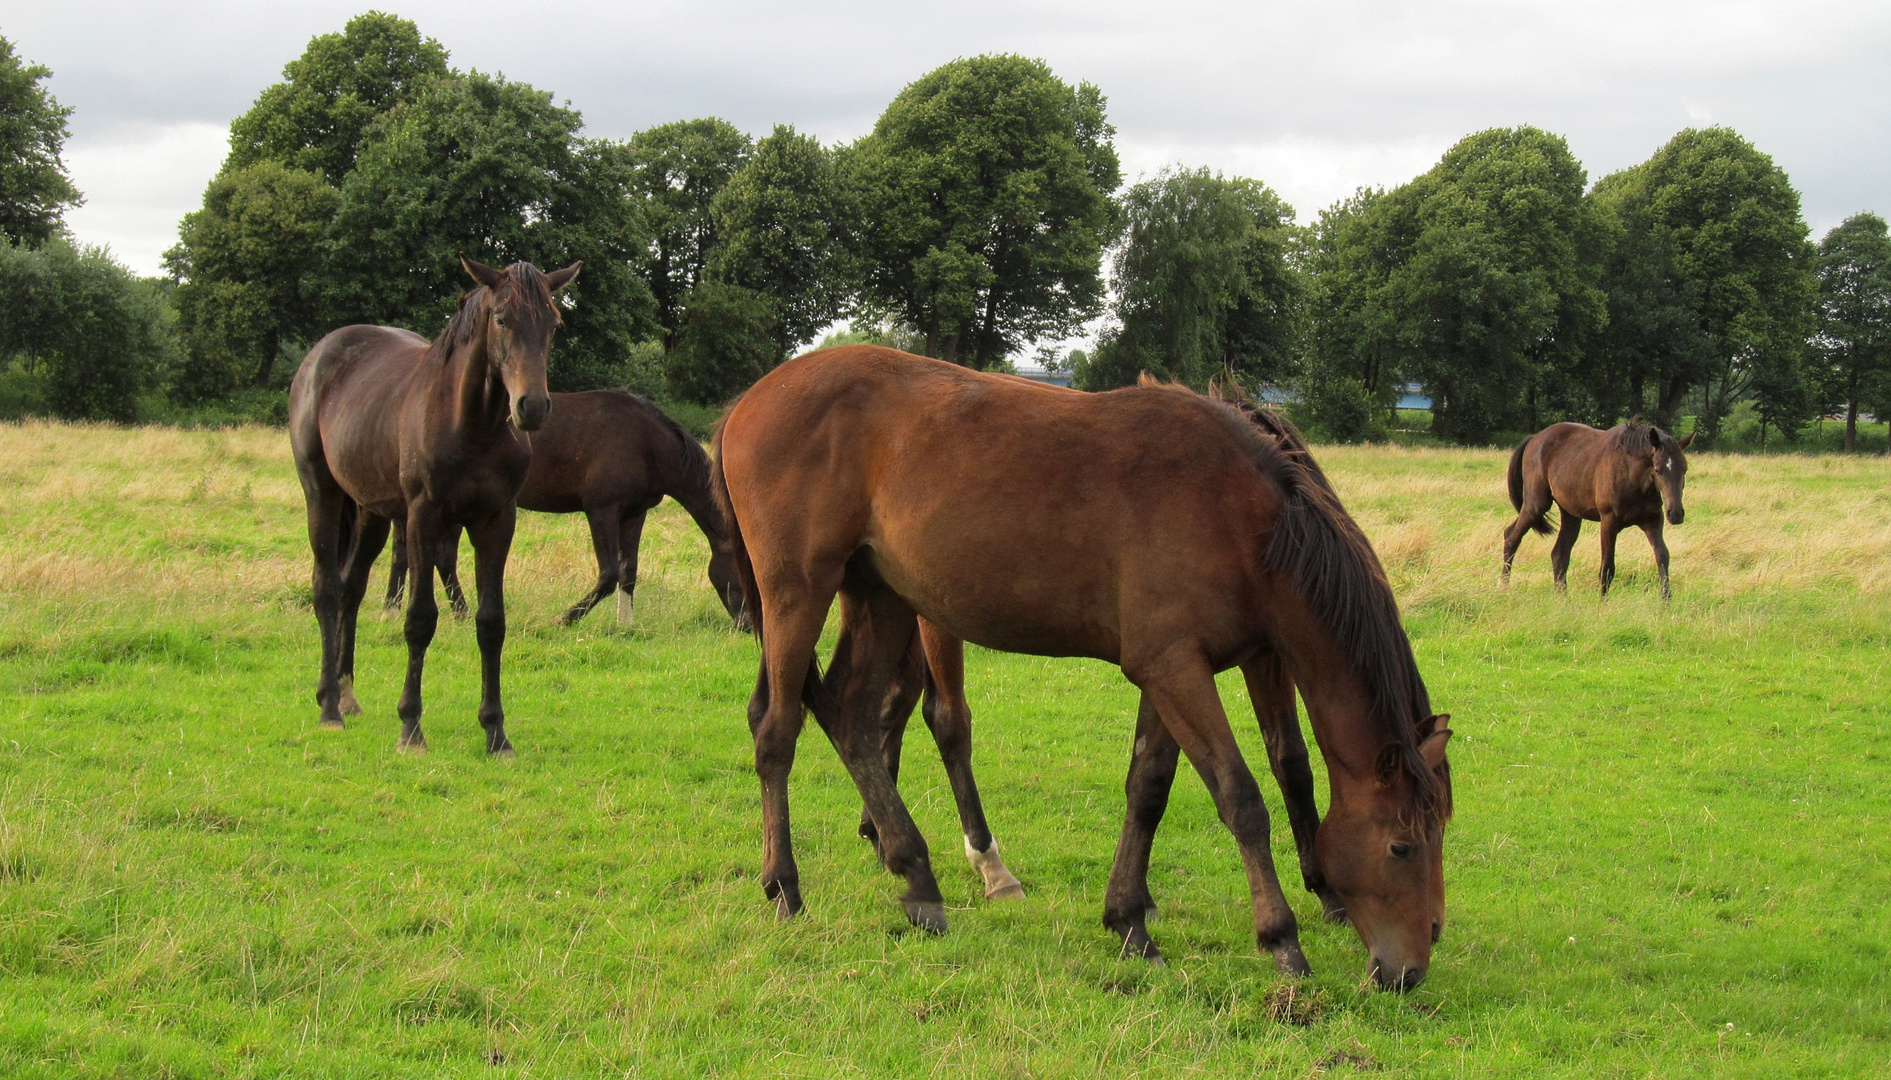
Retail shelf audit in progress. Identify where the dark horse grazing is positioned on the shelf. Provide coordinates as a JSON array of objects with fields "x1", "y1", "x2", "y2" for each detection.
[
  {"x1": 289, "y1": 255, "x2": 580, "y2": 754},
  {"x1": 383, "y1": 390, "x2": 747, "y2": 629},
  {"x1": 714, "y1": 346, "x2": 1453, "y2": 990},
  {"x1": 1503, "y1": 421, "x2": 1692, "y2": 600}
]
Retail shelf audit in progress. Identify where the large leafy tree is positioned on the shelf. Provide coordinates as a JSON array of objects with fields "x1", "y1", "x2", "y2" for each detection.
[
  {"x1": 628, "y1": 118, "x2": 752, "y2": 351},
  {"x1": 320, "y1": 71, "x2": 653, "y2": 391},
  {"x1": 848, "y1": 54, "x2": 1121, "y2": 368},
  {"x1": 0, "y1": 239, "x2": 177, "y2": 421},
  {"x1": 1305, "y1": 127, "x2": 1604, "y2": 444},
  {"x1": 164, "y1": 161, "x2": 340, "y2": 396},
  {"x1": 1590, "y1": 127, "x2": 1814, "y2": 440},
  {"x1": 1815, "y1": 213, "x2": 1891, "y2": 450},
  {"x1": 708, "y1": 125, "x2": 852, "y2": 358},
  {"x1": 224, "y1": 12, "x2": 449, "y2": 182},
  {"x1": 1077, "y1": 168, "x2": 1301, "y2": 392},
  {"x1": 0, "y1": 36, "x2": 81, "y2": 246},
  {"x1": 1302, "y1": 189, "x2": 1407, "y2": 432}
]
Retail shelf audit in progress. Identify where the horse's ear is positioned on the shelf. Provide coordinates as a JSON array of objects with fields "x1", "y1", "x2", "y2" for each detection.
[
  {"x1": 1418, "y1": 724, "x2": 1452, "y2": 772},
  {"x1": 544, "y1": 261, "x2": 582, "y2": 293},
  {"x1": 460, "y1": 253, "x2": 504, "y2": 290},
  {"x1": 1678, "y1": 430, "x2": 1695, "y2": 449}
]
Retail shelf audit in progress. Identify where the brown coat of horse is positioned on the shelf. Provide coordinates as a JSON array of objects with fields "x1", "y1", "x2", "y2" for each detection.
[
  {"x1": 385, "y1": 390, "x2": 747, "y2": 629},
  {"x1": 289, "y1": 256, "x2": 579, "y2": 754},
  {"x1": 714, "y1": 346, "x2": 1453, "y2": 990},
  {"x1": 1503, "y1": 421, "x2": 1692, "y2": 599}
]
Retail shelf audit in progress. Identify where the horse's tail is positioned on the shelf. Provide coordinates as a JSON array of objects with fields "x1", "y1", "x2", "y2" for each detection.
[
  {"x1": 710, "y1": 406, "x2": 828, "y2": 718},
  {"x1": 1508, "y1": 436, "x2": 1552, "y2": 535}
]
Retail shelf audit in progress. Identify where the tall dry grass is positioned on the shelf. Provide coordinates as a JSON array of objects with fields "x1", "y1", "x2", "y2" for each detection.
[{"x1": 3, "y1": 420, "x2": 1887, "y2": 631}]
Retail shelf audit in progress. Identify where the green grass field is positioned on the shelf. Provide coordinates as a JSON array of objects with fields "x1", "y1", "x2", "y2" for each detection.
[{"x1": 1, "y1": 423, "x2": 1887, "y2": 1078}]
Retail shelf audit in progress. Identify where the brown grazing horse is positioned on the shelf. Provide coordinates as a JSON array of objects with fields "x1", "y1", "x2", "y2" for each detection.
[
  {"x1": 714, "y1": 346, "x2": 1453, "y2": 990},
  {"x1": 289, "y1": 256, "x2": 580, "y2": 754},
  {"x1": 1503, "y1": 421, "x2": 1692, "y2": 600},
  {"x1": 384, "y1": 390, "x2": 747, "y2": 629}
]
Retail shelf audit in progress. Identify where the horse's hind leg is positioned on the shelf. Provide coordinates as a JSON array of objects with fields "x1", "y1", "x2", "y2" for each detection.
[
  {"x1": 855, "y1": 633, "x2": 923, "y2": 848},
  {"x1": 824, "y1": 579, "x2": 946, "y2": 932},
  {"x1": 917, "y1": 625, "x2": 1023, "y2": 901},
  {"x1": 1136, "y1": 652, "x2": 1309, "y2": 976},
  {"x1": 557, "y1": 507, "x2": 621, "y2": 626},
  {"x1": 436, "y1": 526, "x2": 468, "y2": 618},
  {"x1": 615, "y1": 509, "x2": 648, "y2": 628},
  {"x1": 1642, "y1": 521, "x2": 1672, "y2": 602},
  {"x1": 1104, "y1": 693, "x2": 1180, "y2": 961},
  {"x1": 384, "y1": 519, "x2": 407, "y2": 611},
  {"x1": 336, "y1": 508, "x2": 390, "y2": 717},
  {"x1": 301, "y1": 477, "x2": 351, "y2": 729},
  {"x1": 394, "y1": 501, "x2": 446, "y2": 752},
  {"x1": 1241, "y1": 652, "x2": 1344, "y2": 922},
  {"x1": 1550, "y1": 510, "x2": 1583, "y2": 594},
  {"x1": 748, "y1": 571, "x2": 842, "y2": 920},
  {"x1": 467, "y1": 507, "x2": 518, "y2": 756}
]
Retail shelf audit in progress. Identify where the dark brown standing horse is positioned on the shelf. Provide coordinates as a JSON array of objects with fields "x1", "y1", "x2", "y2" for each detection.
[
  {"x1": 714, "y1": 346, "x2": 1453, "y2": 990},
  {"x1": 289, "y1": 256, "x2": 580, "y2": 754},
  {"x1": 384, "y1": 390, "x2": 747, "y2": 629},
  {"x1": 1503, "y1": 421, "x2": 1693, "y2": 600}
]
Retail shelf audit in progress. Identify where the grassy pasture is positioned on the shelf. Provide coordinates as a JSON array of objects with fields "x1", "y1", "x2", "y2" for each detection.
[{"x1": 0, "y1": 421, "x2": 1887, "y2": 1078}]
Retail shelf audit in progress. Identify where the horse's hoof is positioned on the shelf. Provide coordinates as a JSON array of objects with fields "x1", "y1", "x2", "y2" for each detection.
[
  {"x1": 773, "y1": 892, "x2": 800, "y2": 921},
  {"x1": 397, "y1": 736, "x2": 427, "y2": 755},
  {"x1": 1273, "y1": 943, "x2": 1313, "y2": 977},
  {"x1": 490, "y1": 746, "x2": 516, "y2": 760},
  {"x1": 903, "y1": 900, "x2": 948, "y2": 934},
  {"x1": 319, "y1": 718, "x2": 346, "y2": 730},
  {"x1": 986, "y1": 881, "x2": 1026, "y2": 901}
]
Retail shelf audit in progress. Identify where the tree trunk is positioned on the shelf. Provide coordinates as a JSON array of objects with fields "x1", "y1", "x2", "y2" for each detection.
[
  {"x1": 1657, "y1": 376, "x2": 1690, "y2": 425},
  {"x1": 1846, "y1": 368, "x2": 1859, "y2": 451},
  {"x1": 940, "y1": 333, "x2": 960, "y2": 366},
  {"x1": 253, "y1": 329, "x2": 280, "y2": 388}
]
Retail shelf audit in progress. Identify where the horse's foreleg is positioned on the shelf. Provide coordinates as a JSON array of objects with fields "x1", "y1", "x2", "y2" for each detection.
[
  {"x1": 1103, "y1": 693, "x2": 1180, "y2": 962},
  {"x1": 1241, "y1": 652, "x2": 1342, "y2": 923},
  {"x1": 336, "y1": 509, "x2": 390, "y2": 717},
  {"x1": 467, "y1": 508, "x2": 517, "y2": 756},
  {"x1": 827, "y1": 584, "x2": 945, "y2": 933},
  {"x1": 917, "y1": 624, "x2": 1022, "y2": 901},
  {"x1": 1550, "y1": 512, "x2": 1583, "y2": 594},
  {"x1": 395, "y1": 502, "x2": 444, "y2": 752},
  {"x1": 1597, "y1": 516, "x2": 1622, "y2": 598},
  {"x1": 557, "y1": 507, "x2": 621, "y2": 626},
  {"x1": 615, "y1": 510, "x2": 648, "y2": 628},
  {"x1": 436, "y1": 526, "x2": 468, "y2": 618},
  {"x1": 1138, "y1": 652, "x2": 1309, "y2": 977},
  {"x1": 1643, "y1": 521, "x2": 1671, "y2": 602}
]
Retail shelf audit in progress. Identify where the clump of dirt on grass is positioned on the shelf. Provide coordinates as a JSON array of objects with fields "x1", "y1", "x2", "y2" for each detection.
[
  {"x1": 1312, "y1": 1038, "x2": 1380, "y2": 1072},
  {"x1": 1262, "y1": 981, "x2": 1327, "y2": 1026}
]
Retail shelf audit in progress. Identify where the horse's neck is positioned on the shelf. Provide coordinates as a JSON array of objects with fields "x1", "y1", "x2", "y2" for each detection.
[
  {"x1": 441, "y1": 328, "x2": 506, "y2": 437},
  {"x1": 1279, "y1": 610, "x2": 1400, "y2": 788}
]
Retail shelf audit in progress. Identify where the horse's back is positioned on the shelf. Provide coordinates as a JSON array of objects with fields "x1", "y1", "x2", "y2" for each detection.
[
  {"x1": 723, "y1": 346, "x2": 1282, "y2": 662},
  {"x1": 289, "y1": 325, "x2": 431, "y2": 511},
  {"x1": 518, "y1": 390, "x2": 685, "y2": 513}
]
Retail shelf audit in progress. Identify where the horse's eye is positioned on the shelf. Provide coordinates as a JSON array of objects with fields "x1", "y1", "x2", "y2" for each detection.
[{"x1": 1389, "y1": 842, "x2": 1412, "y2": 860}]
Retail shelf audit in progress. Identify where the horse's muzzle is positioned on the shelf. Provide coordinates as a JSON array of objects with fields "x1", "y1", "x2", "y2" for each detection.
[
  {"x1": 1370, "y1": 956, "x2": 1426, "y2": 992},
  {"x1": 1668, "y1": 507, "x2": 1685, "y2": 526},
  {"x1": 514, "y1": 393, "x2": 551, "y2": 432}
]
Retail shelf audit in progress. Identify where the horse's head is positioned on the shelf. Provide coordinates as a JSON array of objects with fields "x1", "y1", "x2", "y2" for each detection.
[
  {"x1": 460, "y1": 255, "x2": 582, "y2": 432},
  {"x1": 1314, "y1": 713, "x2": 1452, "y2": 991},
  {"x1": 1652, "y1": 429, "x2": 1693, "y2": 525}
]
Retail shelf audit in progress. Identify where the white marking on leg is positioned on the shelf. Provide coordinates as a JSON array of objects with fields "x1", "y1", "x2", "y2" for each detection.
[
  {"x1": 616, "y1": 589, "x2": 634, "y2": 628},
  {"x1": 964, "y1": 834, "x2": 1025, "y2": 900}
]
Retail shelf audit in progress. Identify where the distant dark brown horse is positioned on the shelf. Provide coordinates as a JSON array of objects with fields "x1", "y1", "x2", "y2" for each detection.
[
  {"x1": 289, "y1": 256, "x2": 580, "y2": 754},
  {"x1": 385, "y1": 390, "x2": 747, "y2": 629},
  {"x1": 714, "y1": 346, "x2": 1453, "y2": 990},
  {"x1": 1503, "y1": 421, "x2": 1693, "y2": 600}
]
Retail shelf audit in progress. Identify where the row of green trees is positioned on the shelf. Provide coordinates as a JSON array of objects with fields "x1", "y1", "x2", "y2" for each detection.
[
  {"x1": 1080, "y1": 128, "x2": 1891, "y2": 449},
  {"x1": 3, "y1": 16, "x2": 1887, "y2": 444}
]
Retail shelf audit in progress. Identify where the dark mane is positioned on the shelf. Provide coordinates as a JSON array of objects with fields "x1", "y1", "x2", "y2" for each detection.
[
  {"x1": 1150, "y1": 377, "x2": 1449, "y2": 830},
  {"x1": 423, "y1": 262, "x2": 556, "y2": 366},
  {"x1": 1611, "y1": 420, "x2": 1669, "y2": 455}
]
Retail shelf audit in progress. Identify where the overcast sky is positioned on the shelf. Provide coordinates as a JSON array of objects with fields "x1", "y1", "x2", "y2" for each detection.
[{"x1": 5, "y1": 0, "x2": 1887, "y2": 279}]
